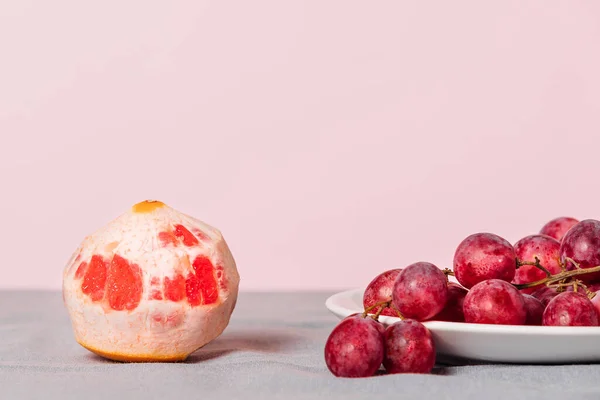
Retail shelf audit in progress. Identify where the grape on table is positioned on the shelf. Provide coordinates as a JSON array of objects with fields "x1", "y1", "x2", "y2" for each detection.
[
  {"x1": 324, "y1": 314, "x2": 385, "y2": 378},
  {"x1": 382, "y1": 320, "x2": 436, "y2": 374}
]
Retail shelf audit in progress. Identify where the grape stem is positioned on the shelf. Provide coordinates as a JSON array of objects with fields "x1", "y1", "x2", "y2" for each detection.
[
  {"x1": 362, "y1": 299, "x2": 406, "y2": 320},
  {"x1": 389, "y1": 303, "x2": 405, "y2": 320},
  {"x1": 372, "y1": 302, "x2": 390, "y2": 320},
  {"x1": 362, "y1": 299, "x2": 391, "y2": 319},
  {"x1": 516, "y1": 256, "x2": 552, "y2": 278},
  {"x1": 584, "y1": 283, "x2": 596, "y2": 299},
  {"x1": 565, "y1": 257, "x2": 581, "y2": 269},
  {"x1": 548, "y1": 281, "x2": 580, "y2": 290},
  {"x1": 512, "y1": 263, "x2": 600, "y2": 290}
]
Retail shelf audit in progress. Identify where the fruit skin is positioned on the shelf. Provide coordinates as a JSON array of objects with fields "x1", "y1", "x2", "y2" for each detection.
[
  {"x1": 559, "y1": 219, "x2": 600, "y2": 282},
  {"x1": 428, "y1": 282, "x2": 467, "y2": 322},
  {"x1": 522, "y1": 294, "x2": 544, "y2": 325},
  {"x1": 382, "y1": 319, "x2": 436, "y2": 374},
  {"x1": 540, "y1": 217, "x2": 579, "y2": 241},
  {"x1": 512, "y1": 234, "x2": 562, "y2": 294},
  {"x1": 391, "y1": 262, "x2": 448, "y2": 321},
  {"x1": 531, "y1": 285, "x2": 559, "y2": 307},
  {"x1": 363, "y1": 269, "x2": 402, "y2": 317},
  {"x1": 324, "y1": 314, "x2": 385, "y2": 378},
  {"x1": 453, "y1": 233, "x2": 517, "y2": 289},
  {"x1": 590, "y1": 290, "x2": 600, "y2": 320},
  {"x1": 586, "y1": 282, "x2": 600, "y2": 292},
  {"x1": 62, "y1": 201, "x2": 240, "y2": 362},
  {"x1": 542, "y1": 291, "x2": 599, "y2": 326},
  {"x1": 463, "y1": 279, "x2": 527, "y2": 325}
]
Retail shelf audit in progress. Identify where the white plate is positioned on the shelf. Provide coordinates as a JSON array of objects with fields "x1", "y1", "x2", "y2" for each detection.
[{"x1": 325, "y1": 288, "x2": 600, "y2": 364}]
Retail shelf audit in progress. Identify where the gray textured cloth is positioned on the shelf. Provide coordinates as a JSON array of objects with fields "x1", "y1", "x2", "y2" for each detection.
[{"x1": 1, "y1": 291, "x2": 598, "y2": 399}]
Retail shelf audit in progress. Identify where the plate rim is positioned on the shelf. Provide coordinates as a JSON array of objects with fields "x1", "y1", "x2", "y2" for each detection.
[{"x1": 326, "y1": 287, "x2": 600, "y2": 336}]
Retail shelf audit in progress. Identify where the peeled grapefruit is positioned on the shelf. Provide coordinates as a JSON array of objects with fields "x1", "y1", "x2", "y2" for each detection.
[{"x1": 62, "y1": 200, "x2": 240, "y2": 362}]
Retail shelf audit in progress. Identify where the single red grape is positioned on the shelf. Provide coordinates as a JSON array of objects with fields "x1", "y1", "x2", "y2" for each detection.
[
  {"x1": 559, "y1": 219, "x2": 600, "y2": 282},
  {"x1": 428, "y1": 282, "x2": 467, "y2": 322},
  {"x1": 512, "y1": 234, "x2": 562, "y2": 294},
  {"x1": 542, "y1": 291, "x2": 599, "y2": 326},
  {"x1": 589, "y1": 290, "x2": 600, "y2": 320},
  {"x1": 531, "y1": 285, "x2": 559, "y2": 307},
  {"x1": 382, "y1": 319, "x2": 436, "y2": 374},
  {"x1": 586, "y1": 282, "x2": 600, "y2": 292},
  {"x1": 363, "y1": 269, "x2": 402, "y2": 317},
  {"x1": 522, "y1": 294, "x2": 544, "y2": 325},
  {"x1": 391, "y1": 262, "x2": 448, "y2": 321},
  {"x1": 463, "y1": 279, "x2": 527, "y2": 325},
  {"x1": 540, "y1": 217, "x2": 579, "y2": 241},
  {"x1": 324, "y1": 314, "x2": 385, "y2": 377},
  {"x1": 453, "y1": 233, "x2": 516, "y2": 289}
]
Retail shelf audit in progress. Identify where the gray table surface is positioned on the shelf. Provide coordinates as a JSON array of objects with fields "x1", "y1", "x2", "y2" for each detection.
[{"x1": 1, "y1": 291, "x2": 600, "y2": 400}]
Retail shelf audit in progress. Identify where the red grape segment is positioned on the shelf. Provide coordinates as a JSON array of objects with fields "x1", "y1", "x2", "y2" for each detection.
[
  {"x1": 542, "y1": 291, "x2": 599, "y2": 326},
  {"x1": 540, "y1": 217, "x2": 579, "y2": 241},
  {"x1": 382, "y1": 319, "x2": 436, "y2": 374},
  {"x1": 559, "y1": 219, "x2": 600, "y2": 282},
  {"x1": 428, "y1": 282, "x2": 467, "y2": 322},
  {"x1": 391, "y1": 262, "x2": 448, "y2": 321},
  {"x1": 531, "y1": 285, "x2": 559, "y2": 307},
  {"x1": 463, "y1": 279, "x2": 527, "y2": 325},
  {"x1": 590, "y1": 290, "x2": 600, "y2": 320},
  {"x1": 512, "y1": 234, "x2": 561, "y2": 294},
  {"x1": 522, "y1": 294, "x2": 544, "y2": 325},
  {"x1": 453, "y1": 233, "x2": 516, "y2": 289},
  {"x1": 363, "y1": 269, "x2": 402, "y2": 317}
]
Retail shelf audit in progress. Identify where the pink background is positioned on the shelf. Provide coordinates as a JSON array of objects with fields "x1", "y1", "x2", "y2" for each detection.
[{"x1": 1, "y1": 1, "x2": 600, "y2": 291}]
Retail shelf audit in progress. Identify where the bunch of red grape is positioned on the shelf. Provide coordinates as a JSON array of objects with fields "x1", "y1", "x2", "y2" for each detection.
[{"x1": 324, "y1": 217, "x2": 600, "y2": 378}]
